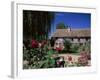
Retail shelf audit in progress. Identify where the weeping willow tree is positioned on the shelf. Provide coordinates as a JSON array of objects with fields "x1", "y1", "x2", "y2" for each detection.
[{"x1": 23, "y1": 10, "x2": 54, "y2": 41}]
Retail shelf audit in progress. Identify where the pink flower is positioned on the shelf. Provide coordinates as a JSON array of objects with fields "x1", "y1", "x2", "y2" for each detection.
[
  {"x1": 57, "y1": 61, "x2": 61, "y2": 65},
  {"x1": 78, "y1": 52, "x2": 89, "y2": 66},
  {"x1": 68, "y1": 56, "x2": 72, "y2": 61}
]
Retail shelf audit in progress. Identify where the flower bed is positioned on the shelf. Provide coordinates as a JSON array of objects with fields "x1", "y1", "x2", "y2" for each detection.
[{"x1": 23, "y1": 39, "x2": 91, "y2": 69}]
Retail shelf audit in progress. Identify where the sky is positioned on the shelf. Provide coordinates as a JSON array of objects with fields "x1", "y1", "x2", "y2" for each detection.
[{"x1": 50, "y1": 12, "x2": 91, "y2": 37}]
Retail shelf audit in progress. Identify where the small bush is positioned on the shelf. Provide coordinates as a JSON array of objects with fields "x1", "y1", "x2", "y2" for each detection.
[{"x1": 70, "y1": 43, "x2": 80, "y2": 53}]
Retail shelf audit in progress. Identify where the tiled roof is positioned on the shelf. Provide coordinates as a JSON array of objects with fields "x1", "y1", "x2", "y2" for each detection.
[{"x1": 52, "y1": 29, "x2": 90, "y2": 38}]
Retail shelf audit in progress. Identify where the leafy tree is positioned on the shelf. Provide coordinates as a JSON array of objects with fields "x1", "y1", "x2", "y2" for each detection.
[{"x1": 56, "y1": 22, "x2": 66, "y2": 29}]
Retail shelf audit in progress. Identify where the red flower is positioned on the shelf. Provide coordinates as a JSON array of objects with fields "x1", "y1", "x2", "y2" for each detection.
[
  {"x1": 68, "y1": 56, "x2": 72, "y2": 61},
  {"x1": 31, "y1": 39, "x2": 38, "y2": 48},
  {"x1": 56, "y1": 47, "x2": 62, "y2": 52}
]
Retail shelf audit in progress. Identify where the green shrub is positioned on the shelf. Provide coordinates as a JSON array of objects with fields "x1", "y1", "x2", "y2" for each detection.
[
  {"x1": 78, "y1": 41, "x2": 91, "y2": 53},
  {"x1": 64, "y1": 40, "x2": 72, "y2": 53},
  {"x1": 70, "y1": 43, "x2": 80, "y2": 53},
  {"x1": 23, "y1": 43, "x2": 57, "y2": 69}
]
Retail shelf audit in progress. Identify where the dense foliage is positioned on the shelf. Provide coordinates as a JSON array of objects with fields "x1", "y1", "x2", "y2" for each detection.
[
  {"x1": 23, "y1": 10, "x2": 54, "y2": 40},
  {"x1": 23, "y1": 40, "x2": 59, "y2": 69}
]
